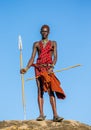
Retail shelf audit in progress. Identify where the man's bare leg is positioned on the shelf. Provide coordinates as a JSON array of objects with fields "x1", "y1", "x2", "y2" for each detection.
[
  {"x1": 48, "y1": 89, "x2": 58, "y2": 117},
  {"x1": 38, "y1": 88, "x2": 44, "y2": 116},
  {"x1": 36, "y1": 78, "x2": 46, "y2": 121},
  {"x1": 48, "y1": 88, "x2": 64, "y2": 122}
]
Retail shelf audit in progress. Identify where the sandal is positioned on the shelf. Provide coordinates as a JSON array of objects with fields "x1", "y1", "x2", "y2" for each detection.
[
  {"x1": 53, "y1": 116, "x2": 64, "y2": 122},
  {"x1": 36, "y1": 115, "x2": 46, "y2": 121}
]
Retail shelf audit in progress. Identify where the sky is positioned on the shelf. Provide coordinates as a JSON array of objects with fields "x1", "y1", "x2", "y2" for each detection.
[{"x1": 0, "y1": 0, "x2": 91, "y2": 126}]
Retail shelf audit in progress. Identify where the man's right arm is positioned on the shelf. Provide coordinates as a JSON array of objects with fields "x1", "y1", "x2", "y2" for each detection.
[{"x1": 20, "y1": 42, "x2": 38, "y2": 74}]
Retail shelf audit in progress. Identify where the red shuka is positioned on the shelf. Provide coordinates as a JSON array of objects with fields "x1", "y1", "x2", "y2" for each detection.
[{"x1": 34, "y1": 40, "x2": 66, "y2": 99}]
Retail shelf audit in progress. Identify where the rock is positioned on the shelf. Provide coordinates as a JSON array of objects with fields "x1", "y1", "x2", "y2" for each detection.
[{"x1": 0, "y1": 120, "x2": 91, "y2": 130}]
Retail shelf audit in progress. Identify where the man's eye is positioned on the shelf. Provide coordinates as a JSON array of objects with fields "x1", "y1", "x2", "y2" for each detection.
[{"x1": 42, "y1": 31, "x2": 48, "y2": 33}]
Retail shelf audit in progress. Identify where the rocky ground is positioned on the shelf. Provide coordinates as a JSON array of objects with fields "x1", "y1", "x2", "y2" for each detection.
[{"x1": 0, "y1": 120, "x2": 91, "y2": 130}]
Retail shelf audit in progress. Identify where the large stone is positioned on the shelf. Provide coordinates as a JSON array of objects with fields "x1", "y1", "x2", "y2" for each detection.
[{"x1": 0, "y1": 120, "x2": 91, "y2": 130}]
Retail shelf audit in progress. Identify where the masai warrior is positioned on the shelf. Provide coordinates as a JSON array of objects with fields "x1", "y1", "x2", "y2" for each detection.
[{"x1": 20, "y1": 25, "x2": 66, "y2": 122}]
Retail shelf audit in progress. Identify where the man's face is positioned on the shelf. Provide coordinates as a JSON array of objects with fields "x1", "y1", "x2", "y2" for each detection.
[{"x1": 41, "y1": 27, "x2": 49, "y2": 39}]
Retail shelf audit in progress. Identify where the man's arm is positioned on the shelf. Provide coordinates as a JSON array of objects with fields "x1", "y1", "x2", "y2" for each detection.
[
  {"x1": 26, "y1": 42, "x2": 38, "y2": 68},
  {"x1": 48, "y1": 41, "x2": 57, "y2": 73},
  {"x1": 20, "y1": 42, "x2": 38, "y2": 74},
  {"x1": 52, "y1": 41, "x2": 57, "y2": 65}
]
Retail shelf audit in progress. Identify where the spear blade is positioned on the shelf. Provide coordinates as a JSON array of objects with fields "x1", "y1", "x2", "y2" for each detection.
[{"x1": 18, "y1": 35, "x2": 23, "y2": 50}]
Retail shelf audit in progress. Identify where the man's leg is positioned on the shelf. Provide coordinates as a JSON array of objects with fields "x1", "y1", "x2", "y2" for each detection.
[
  {"x1": 48, "y1": 88, "x2": 58, "y2": 117},
  {"x1": 36, "y1": 78, "x2": 46, "y2": 120},
  {"x1": 48, "y1": 88, "x2": 64, "y2": 122}
]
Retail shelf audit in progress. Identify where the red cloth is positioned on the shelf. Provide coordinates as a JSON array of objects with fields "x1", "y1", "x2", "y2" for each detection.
[
  {"x1": 35, "y1": 40, "x2": 53, "y2": 76},
  {"x1": 33, "y1": 40, "x2": 66, "y2": 99},
  {"x1": 40, "y1": 71, "x2": 66, "y2": 99}
]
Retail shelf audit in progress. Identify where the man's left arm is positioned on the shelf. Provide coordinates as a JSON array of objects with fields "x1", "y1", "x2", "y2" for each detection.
[
  {"x1": 48, "y1": 41, "x2": 57, "y2": 73},
  {"x1": 52, "y1": 41, "x2": 57, "y2": 66}
]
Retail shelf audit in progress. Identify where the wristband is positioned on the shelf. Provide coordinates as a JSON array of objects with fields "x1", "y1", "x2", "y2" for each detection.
[{"x1": 48, "y1": 64, "x2": 54, "y2": 68}]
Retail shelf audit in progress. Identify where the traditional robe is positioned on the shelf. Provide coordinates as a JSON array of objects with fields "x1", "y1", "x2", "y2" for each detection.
[{"x1": 33, "y1": 40, "x2": 66, "y2": 99}]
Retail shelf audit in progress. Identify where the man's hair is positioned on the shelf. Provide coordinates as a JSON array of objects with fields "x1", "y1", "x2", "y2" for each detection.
[{"x1": 40, "y1": 24, "x2": 50, "y2": 32}]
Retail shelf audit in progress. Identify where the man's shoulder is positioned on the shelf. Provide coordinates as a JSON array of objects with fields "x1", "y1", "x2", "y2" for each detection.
[
  {"x1": 50, "y1": 40, "x2": 57, "y2": 45},
  {"x1": 33, "y1": 41, "x2": 40, "y2": 47}
]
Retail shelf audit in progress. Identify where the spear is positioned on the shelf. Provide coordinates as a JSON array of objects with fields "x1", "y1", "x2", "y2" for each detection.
[{"x1": 18, "y1": 35, "x2": 26, "y2": 120}]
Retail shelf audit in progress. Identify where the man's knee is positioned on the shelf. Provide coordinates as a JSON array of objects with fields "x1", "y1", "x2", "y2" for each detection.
[
  {"x1": 37, "y1": 85, "x2": 43, "y2": 98},
  {"x1": 48, "y1": 89, "x2": 55, "y2": 97}
]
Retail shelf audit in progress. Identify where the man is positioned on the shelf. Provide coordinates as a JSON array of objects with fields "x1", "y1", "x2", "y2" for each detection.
[{"x1": 20, "y1": 25, "x2": 66, "y2": 122}]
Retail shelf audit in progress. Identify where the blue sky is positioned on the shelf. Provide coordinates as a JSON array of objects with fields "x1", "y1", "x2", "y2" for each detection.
[{"x1": 0, "y1": 0, "x2": 91, "y2": 126}]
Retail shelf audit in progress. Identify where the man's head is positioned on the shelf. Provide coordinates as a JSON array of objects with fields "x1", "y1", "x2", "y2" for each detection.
[{"x1": 40, "y1": 25, "x2": 50, "y2": 39}]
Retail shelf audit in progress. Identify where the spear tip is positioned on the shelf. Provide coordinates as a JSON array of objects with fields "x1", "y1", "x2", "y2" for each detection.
[{"x1": 18, "y1": 35, "x2": 23, "y2": 50}]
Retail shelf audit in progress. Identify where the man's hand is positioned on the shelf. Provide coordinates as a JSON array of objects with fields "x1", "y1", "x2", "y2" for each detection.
[
  {"x1": 48, "y1": 67, "x2": 53, "y2": 74},
  {"x1": 48, "y1": 64, "x2": 54, "y2": 74},
  {"x1": 20, "y1": 67, "x2": 28, "y2": 74}
]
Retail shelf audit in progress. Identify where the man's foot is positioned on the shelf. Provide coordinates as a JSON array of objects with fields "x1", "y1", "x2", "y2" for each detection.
[
  {"x1": 53, "y1": 116, "x2": 64, "y2": 122},
  {"x1": 36, "y1": 115, "x2": 46, "y2": 121}
]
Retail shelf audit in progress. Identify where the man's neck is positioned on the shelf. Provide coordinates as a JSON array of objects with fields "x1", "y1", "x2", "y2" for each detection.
[{"x1": 42, "y1": 39, "x2": 48, "y2": 44}]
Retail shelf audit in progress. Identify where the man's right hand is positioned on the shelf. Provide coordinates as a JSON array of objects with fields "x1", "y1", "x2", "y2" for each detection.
[{"x1": 20, "y1": 67, "x2": 28, "y2": 74}]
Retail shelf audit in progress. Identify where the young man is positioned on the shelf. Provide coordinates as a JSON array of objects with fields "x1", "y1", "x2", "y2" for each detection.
[{"x1": 20, "y1": 25, "x2": 66, "y2": 122}]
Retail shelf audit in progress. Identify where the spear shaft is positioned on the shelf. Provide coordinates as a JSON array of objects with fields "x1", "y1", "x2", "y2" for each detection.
[
  {"x1": 26, "y1": 64, "x2": 82, "y2": 81},
  {"x1": 18, "y1": 35, "x2": 26, "y2": 120}
]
